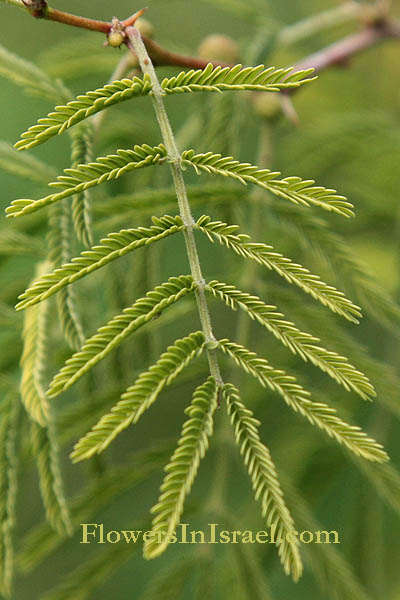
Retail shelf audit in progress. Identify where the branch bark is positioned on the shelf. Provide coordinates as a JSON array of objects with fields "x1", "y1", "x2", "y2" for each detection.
[
  {"x1": 5, "y1": 1, "x2": 400, "y2": 80},
  {"x1": 291, "y1": 20, "x2": 400, "y2": 77}
]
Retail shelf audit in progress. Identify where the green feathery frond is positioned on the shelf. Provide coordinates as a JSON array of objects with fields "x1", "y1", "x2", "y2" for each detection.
[
  {"x1": 196, "y1": 216, "x2": 361, "y2": 322},
  {"x1": 0, "y1": 141, "x2": 57, "y2": 185},
  {"x1": 206, "y1": 280, "x2": 374, "y2": 400},
  {"x1": 47, "y1": 276, "x2": 196, "y2": 398},
  {"x1": 14, "y1": 75, "x2": 153, "y2": 151},
  {"x1": 20, "y1": 262, "x2": 51, "y2": 426},
  {"x1": 0, "y1": 395, "x2": 20, "y2": 599},
  {"x1": 218, "y1": 340, "x2": 388, "y2": 462},
  {"x1": 70, "y1": 332, "x2": 206, "y2": 463},
  {"x1": 144, "y1": 377, "x2": 218, "y2": 558},
  {"x1": 70, "y1": 123, "x2": 94, "y2": 247},
  {"x1": 0, "y1": 43, "x2": 69, "y2": 103},
  {"x1": 31, "y1": 420, "x2": 72, "y2": 536},
  {"x1": 14, "y1": 65, "x2": 313, "y2": 151},
  {"x1": 182, "y1": 150, "x2": 353, "y2": 217},
  {"x1": 161, "y1": 63, "x2": 315, "y2": 94},
  {"x1": 48, "y1": 202, "x2": 85, "y2": 350},
  {"x1": 6, "y1": 144, "x2": 168, "y2": 218},
  {"x1": 224, "y1": 383, "x2": 302, "y2": 580},
  {"x1": 16, "y1": 215, "x2": 184, "y2": 310}
]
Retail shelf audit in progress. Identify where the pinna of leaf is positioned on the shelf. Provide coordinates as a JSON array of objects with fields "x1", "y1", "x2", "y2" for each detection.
[{"x1": 7, "y1": 20, "x2": 388, "y2": 582}]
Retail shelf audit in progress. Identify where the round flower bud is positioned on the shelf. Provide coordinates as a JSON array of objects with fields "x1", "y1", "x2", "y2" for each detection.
[
  {"x1": 252, "y1": 92, "x2": 282, "y2": 122},
  {"x1": 198, "y1": 34, "x2": 240, "y2": 64},
  {"x1": 135, "y1": 18, "x2": 155, "y2": 39},
  {"x1": 108, "y1": 31, "x2": 125, "y2": 48}
]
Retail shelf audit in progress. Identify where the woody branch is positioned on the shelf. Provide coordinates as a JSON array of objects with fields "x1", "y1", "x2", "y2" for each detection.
[{"x1": 6, "y1": 1, "x2": 400, "y2": 80}]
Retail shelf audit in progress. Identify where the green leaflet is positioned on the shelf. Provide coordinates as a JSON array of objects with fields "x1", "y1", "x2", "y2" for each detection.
[
  {"x1": 0, "y1": 395, "x2": 20, "y2": 599},
  {"x1": 196, "y1": 215, "x2": 361, "y2": 322},
  {"x1": 6, "y1": 144, "x2": 168, "y2": 218},
  {"x1": 47, "y1": 276, "x2": 196, "y2": 397},
  {"x1": 69, "y1": 123, "x2": 94, "y2": 248},
  {"x1": 16, "y1": 215, "x2": 184, "y2": 310},
  {"x1": 31, "y1": 420, "x2": 72, "y2": 536},
  {"x1": 70, "y1": 332, "x2": 206, "y2": 462},
  {"x1": 144, "y1": 377, "x2": 218, "y2": 558},
  {"x1": 15, "y1": 64, "x2": 314, "y2": 151},
  {"x1": 224, "y1": 383, "x2": 302, "y2": 581},
  {"x1": 20, "y1": 262, "x2": 52, "y2": 426},
  {"x1": 206, "y1": 280, "x2": 375, "y2": 399},
  {"x1": 218, "y1": 339, "x2": 388, "y2": 462},
  {"x1": 182, "y1": 149, "x2": 354, "y2": 217},
  {"x1": 47, "y1": 202, "x2": 85, "y2": 351}
]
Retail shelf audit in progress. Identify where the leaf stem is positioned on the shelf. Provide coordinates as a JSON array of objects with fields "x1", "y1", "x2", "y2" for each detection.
[{"x1": 125, "y1": 26, "x2": 223, "y2": 387}]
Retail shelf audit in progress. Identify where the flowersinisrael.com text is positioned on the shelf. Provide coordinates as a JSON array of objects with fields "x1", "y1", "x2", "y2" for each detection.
[{"x1": 80, "y1": 523, "x2": 340, "y2": 545}]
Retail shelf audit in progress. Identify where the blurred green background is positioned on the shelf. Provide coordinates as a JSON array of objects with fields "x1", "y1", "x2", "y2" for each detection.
[{"x1": 1, "y1": 1, "x2": 400, "y2": 599}]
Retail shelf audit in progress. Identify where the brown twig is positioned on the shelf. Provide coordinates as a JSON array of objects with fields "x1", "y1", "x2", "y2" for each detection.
[
  {"x1": 290, "y1": 20, "x2": 400, "y2": 77},
  {"x1": 139, "y1": 37, "x2": 225, "y2": 69},
  {"x1": 12, "y1": 1, "x2": 400, "y2": 77}
]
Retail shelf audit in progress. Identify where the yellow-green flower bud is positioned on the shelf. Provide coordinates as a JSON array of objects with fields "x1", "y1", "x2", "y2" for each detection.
[
  {"x1": 198, "y1": 34, "x2": 240, "y2": 64},
  {"x1": 135, "y1": 18, "x2": 155, "y2": 39},
  {"x1": 107, "y1": 31, "x2": 125, "y2": 48},
  {"x1": 252, "y1": 92, "x2": 282, "y2": 122}
]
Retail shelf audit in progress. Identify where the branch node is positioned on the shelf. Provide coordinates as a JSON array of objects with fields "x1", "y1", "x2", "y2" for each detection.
[{"x1": 22, "y1": 0, "x2": 47, "y2": 18}]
